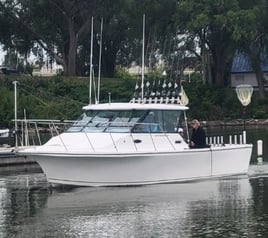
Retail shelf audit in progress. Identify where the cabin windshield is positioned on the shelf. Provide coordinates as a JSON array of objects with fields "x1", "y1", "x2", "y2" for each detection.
[{"x1": 67, "y1": 109, "x2": 185, "y2": 133}]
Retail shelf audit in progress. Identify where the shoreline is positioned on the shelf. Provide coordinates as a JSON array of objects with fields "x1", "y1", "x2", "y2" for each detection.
[{"x1": 201, "y1": 118, "x2": 268, "y2": 127}]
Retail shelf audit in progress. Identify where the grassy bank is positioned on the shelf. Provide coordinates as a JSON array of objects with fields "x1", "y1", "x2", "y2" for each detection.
[{"x1": 0, "y1": 74, "x2": 267, "y2": 128}]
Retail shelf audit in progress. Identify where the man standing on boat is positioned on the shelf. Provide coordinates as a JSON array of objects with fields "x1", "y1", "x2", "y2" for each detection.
[{"x1": 189, "y1": 119, "x2": 207, "y2": 148}]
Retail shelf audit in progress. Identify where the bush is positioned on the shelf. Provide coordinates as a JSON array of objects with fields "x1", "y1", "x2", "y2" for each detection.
[{"x1": 0, "y1": 74, "x2": 267, "y2": 128}]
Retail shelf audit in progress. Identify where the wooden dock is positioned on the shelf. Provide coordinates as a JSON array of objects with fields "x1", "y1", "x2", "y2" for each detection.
[{"x1": 0, "y1": 147, "x2": 36, "y2": 166}]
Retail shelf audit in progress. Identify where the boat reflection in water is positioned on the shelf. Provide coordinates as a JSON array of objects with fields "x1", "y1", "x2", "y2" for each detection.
[{"x1": 45, "y1": 177, "x2": 253, "y2": 237}]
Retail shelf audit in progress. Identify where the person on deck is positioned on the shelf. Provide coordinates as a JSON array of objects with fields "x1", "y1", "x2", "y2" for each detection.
[{"x1": 189, "y1": 119, "x2": 207, "y2": 148}]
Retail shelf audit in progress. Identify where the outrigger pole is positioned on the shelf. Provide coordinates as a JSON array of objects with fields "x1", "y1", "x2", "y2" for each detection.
[
  {"x1": 89, "y1": 16, "x2": 94, "y2": 105},
  {"x1": 141, "y1": 14, "x2": 145, "y2": 100},
  {"x1": 97, "y1": 17, "x2": 103, "y2": 104}
]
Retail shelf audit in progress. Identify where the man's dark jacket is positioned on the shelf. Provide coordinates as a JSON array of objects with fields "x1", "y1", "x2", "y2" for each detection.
[{"x1": 190, "y1": 127, "x2": 206, "y2": 148}]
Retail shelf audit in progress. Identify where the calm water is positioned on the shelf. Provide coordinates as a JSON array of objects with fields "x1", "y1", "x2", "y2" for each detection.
[{"x1": 0, "y1": 126, "x2": 268, "y2": 238}]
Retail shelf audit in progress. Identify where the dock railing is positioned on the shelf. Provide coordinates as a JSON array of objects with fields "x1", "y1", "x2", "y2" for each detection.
[{"x1": 206, "y1": 132, "x2": 247, "y2": 146}]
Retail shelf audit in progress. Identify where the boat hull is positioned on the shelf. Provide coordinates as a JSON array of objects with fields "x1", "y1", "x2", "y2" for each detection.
[{"x1": 28, "y1": 145, "x2": 252, "y2": 186}]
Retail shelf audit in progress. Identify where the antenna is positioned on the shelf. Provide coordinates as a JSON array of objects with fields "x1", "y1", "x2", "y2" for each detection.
[
  {"x1": 141, "y1": 14, "x2": 145, "y2": 100},
  {"x1": 97, "y1": 17, "x2": 103, "y2": 104},
  {"x1": 89, "y1": 16, "x2": 94, "y2": 104}
]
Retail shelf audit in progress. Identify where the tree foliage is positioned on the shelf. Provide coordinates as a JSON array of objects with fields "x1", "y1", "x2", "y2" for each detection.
[
  {"x1": 175, "y1": 0, "x2": 268, "y2": 91},
  {"x1": 0, "y1": 0, "x2": 178, "y2": 78},
  {"x1": 0, "y1": 0, "x2": 98, "y2": 76},
  {"x1": 0, "y1": 74, "x2": 266, "y2": 129},
  {"x1": 0, "y1": 0, "x2": 267, "y2": 100}
]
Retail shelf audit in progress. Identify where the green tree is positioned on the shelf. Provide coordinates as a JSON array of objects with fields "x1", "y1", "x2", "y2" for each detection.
[
  {"x1": 84, "y1": 0, "x2": 178, "y2": 77},
  {"x1": 0, "y1": 0, "x2": 97, "y2": 76},
  {"x1": 176, "y1": 0, "x2": 259, "y2": 87},
  {"x1": 0, "y1": 0, "x2": 179, "y2": 78}
]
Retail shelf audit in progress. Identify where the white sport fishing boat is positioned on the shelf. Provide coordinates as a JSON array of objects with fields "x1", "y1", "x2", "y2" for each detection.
[{"x1": 18, "y1": 94, "x2": 253, "y2": 187}]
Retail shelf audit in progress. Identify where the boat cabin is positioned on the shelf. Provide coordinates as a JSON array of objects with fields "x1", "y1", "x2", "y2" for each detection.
[{"x1": 67, "y1": 103, "x2": 188, "y2": 135}]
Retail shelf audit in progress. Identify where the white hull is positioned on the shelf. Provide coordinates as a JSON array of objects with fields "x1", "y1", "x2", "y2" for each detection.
[{"x1": 28, "y1": 144, "x2": 252, "y2": 186}]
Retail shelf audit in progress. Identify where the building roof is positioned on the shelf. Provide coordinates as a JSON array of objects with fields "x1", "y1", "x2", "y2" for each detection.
[{"x1": 231, "y1": 52, "x2": 268, "y2": 73}]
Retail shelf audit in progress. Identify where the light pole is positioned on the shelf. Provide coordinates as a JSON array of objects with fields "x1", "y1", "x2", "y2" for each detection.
[
  {"x1": 235, "y1": 84, "x2": 253, "y2": 143},
  {"x1": 13, "y1": 81, "x2": 18, "y2": 150}
]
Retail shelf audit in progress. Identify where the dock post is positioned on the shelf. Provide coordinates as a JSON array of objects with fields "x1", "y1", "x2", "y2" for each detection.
[
  {"x1": 239, "y1": 134, "x2": 243, "y2": 144},
  {"x1": 257, "y1": 140, "x2": 263, "y2": 164},
  {"x1": 243, "y1": 130, "x2": 247, "y2": 144},
  {"x1": 234, "y1": 135, "x2": 237, "y2": 144}
]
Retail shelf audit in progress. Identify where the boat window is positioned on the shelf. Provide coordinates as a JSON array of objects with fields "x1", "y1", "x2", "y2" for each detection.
[
  {"x1": 83, "y1": 110, "x2": 117, "y2": 132},
  {"x1": 132, "y1": 110, "x2": 161, "y2": 133},
  {"x1": 105, "y1": 110, "x2": 144, "y2": 132},
  {"x1": 132, "y1": 110, "x2": 183, "y2": 133},
  {"x1": 113, "y1": 111, "x2": 132, "y2": 123},
  {"x1": 129, "y1": 110, "x2": 146, "y2": 123},
  {"x1": 67, "y1": 110, "x2": 96, "y2": 132},
  {"x1": 162, "y1": 110, "x2": 182, "y2": 133},
  {"x1": 67, "y1": 109, "x2": 185, "y2": 134}
]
